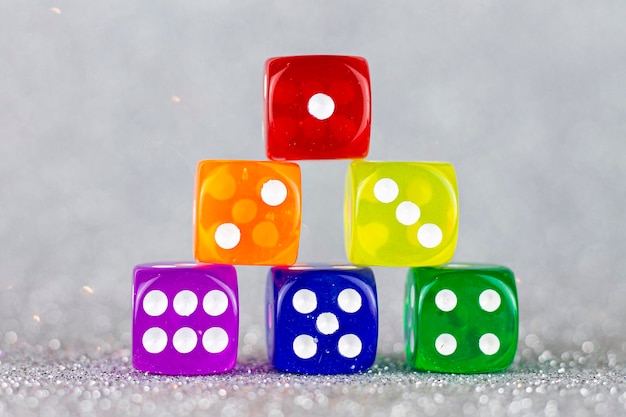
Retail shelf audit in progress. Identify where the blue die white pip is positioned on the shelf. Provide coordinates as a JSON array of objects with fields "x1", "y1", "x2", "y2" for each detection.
[{"x1": 266, "y1": 264, "x2": 378, "y2": 374}]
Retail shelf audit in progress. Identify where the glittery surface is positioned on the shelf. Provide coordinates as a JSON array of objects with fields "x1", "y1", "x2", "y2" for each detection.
[
  {"x1": 3, "y1": 346, "x2": 626, "y2": 416},
  {"x1": 2, "y1": 1, "x2": 626, "y2": 416}
]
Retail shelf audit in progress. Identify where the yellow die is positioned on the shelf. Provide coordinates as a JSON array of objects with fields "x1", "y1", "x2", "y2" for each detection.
[{"x1": 344, "y1": 161, "x2": 459, "y2": 266}]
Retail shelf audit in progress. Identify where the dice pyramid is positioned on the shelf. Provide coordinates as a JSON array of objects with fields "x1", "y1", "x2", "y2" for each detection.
[{"x1": 132, "y1": 55, "x2": 518, "y2": 375}]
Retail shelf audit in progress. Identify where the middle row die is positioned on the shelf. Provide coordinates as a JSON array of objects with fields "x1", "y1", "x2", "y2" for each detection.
[{"x1": 193, "y1": 160, "x2": 458, "y2": 267}]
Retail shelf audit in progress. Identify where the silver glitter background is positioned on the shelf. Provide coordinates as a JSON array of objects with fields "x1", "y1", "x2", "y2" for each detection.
[{"x1": 2, "y1": 1, "x2": 626, "y2": 416}]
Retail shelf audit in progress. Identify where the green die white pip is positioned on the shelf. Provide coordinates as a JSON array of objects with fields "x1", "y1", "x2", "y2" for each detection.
[{"x1": 405, "y1": 264, "x2": 518, "y2": 373}]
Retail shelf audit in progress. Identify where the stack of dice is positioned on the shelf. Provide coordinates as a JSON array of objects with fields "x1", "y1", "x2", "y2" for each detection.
[{"x1": 132, "y1": 55, "x2": 519, "y2": 376}]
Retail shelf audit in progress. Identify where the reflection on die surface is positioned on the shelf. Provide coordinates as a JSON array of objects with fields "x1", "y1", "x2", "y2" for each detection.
[
  {"x1": 345, "y1": 161, "x2": 459, "y2": 267},
  {"x1": 132, "y1": 262, "x2": 239, "y2": 375},
  {"x1": 266, "y1": 264, "x2": 378, "y2": 374},
  {"x1": 194, "y1": 160, "x2": 302, "y2": 266},
  {"x1": 405, "y1": 264, "x2": 518, "y2": 374},
  {"x1": 264, "y1": 55, "x2": 371, "y2": 161}
]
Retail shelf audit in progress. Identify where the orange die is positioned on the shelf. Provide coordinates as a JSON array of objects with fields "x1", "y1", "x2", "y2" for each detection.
[{"x1": 194, "y1": 160, "x2": 302, "y2": 265}]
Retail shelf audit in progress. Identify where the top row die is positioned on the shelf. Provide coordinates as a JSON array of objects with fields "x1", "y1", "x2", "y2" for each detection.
[{"x1": 264, "y1": 55, "x2": 371, "y2": 161}]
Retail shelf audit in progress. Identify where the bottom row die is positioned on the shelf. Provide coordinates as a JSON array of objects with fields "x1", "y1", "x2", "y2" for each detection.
[
  {"x1": 266, "y1": 265, "x2": 378, "y2": 374},
  {"x1": 131, "y1": 262, "x2": 517, "y2": 375},
  {"x1": 133, "y1": 262, "x2": 238, "y2": 375},
  {"x1": 405, "y1": 263, "x2": 518, "y2": 374}
]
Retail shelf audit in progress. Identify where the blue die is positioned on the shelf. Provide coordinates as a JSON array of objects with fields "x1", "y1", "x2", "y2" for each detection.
[{"x1": 266, "y1": 264, "x2": 378, "y2": 374}]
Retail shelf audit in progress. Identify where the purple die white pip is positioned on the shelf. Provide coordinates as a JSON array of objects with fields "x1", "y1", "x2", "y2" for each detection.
[
  {"x1": 266, "y1": 264, "x2": 378, "y2": 374},
  {"x1": 132, "y1": 262, "x2": 238, "y2": 375}
]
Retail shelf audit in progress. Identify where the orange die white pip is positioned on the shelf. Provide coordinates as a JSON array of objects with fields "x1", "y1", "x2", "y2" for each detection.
[{"x1": 193, "y1": 160, "x2": 302, "y2": 266}]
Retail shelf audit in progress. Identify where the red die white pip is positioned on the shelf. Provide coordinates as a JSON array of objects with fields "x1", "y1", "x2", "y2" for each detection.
[{"x1": 264, "y1": 55, "x2": 371, "y2": 161}]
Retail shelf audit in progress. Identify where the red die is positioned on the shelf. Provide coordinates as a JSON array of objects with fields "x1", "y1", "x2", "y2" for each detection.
[{"x1": 264, "y1": 55, "x2": 371, "y2": 161}]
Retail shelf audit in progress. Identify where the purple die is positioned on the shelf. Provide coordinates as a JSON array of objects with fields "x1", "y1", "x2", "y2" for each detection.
[
  {"x1": 132, "y1": 262, "x2": 238, "y2": 375},
  {"x1": 266, "y1": 264, "x2": 378, "y2": 374}
]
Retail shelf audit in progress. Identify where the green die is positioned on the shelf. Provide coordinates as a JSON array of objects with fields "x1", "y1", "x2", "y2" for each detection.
[{"x1": 405, "y1": 264, "x2": 518, "y2": 373}]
